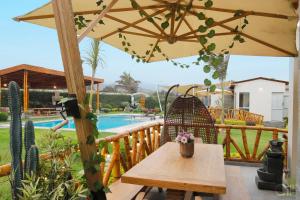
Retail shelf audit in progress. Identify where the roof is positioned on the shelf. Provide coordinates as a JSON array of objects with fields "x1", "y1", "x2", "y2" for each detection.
[
  {"x1": 233, "y1": 77, "x2": 289, "y2": 85},
  {"x1": 0, "y1": 64, "x2": 104, "y2": 89},
  {"x1": 14, "y1": 0, "x2": 298, "y2": 61}
]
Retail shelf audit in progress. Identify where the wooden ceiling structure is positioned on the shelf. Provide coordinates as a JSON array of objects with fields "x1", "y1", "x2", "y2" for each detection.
[
  {"x1": 0, "y1": 64, "x2": 104, "y2": 89},
  {"x1": 0, "y1": 64, "x2": 104, "y2": 112}
]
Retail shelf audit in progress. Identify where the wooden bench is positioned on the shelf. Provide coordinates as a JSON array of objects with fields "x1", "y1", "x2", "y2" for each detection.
[
  {"x1": 106, "y1": 180, "x2": 146, "y2": 200},
  {"x1": 195, "y1": 166, "x2": 250, "y2": 200}
]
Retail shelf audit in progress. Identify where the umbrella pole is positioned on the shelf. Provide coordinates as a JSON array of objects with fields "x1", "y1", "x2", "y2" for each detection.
[{"x1": 52, "y1": 0, "x2": 105, "y2": 198}]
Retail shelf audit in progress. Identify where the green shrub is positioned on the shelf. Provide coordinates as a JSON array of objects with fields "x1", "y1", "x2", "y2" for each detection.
[
  {"x1": 215, "y1": 119, "x2": 246, "y2": 126},
  {"x1": 0, "y1": 112, "x2": 8, "y2": 121},
  {"x1": 101, "y1": 108, "x2": 111, "y2": 113}
]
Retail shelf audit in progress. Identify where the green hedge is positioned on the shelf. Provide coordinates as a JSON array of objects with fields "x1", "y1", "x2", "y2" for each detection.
[{"x1": 0, "y1": 112, "x2": 8, "y2": 121}]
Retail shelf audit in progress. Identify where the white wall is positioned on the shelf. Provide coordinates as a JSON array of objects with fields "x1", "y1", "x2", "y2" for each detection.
[{"x1": 234, "y1": 79, "x2": 287, "y2": 121}]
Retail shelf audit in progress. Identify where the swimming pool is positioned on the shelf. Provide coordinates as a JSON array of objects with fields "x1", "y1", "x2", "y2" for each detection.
[{"x1": 34, "y1": 115, "x2": 147, "y2": 130}]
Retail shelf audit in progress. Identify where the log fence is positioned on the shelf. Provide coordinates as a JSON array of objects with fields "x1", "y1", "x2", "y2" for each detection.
[{"x1": 0, "y1": 122, "x2": 288, "y2": 180}]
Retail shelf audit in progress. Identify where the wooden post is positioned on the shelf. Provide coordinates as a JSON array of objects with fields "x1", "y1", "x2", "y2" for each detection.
[
  {"x1": 0, "y1": 76, "x2": 2, "y2": 108},
  {"x1": 23, "y1": 70, "x2": 28, "y2": 113},
  {"x1": 112, "y1": 140, "x2": 121, "y2": 181},
  {"x1": 96, "y1": 83, "x2": 100, "y2": 114},
  {"x1": 51, "y1": 0, "x2": 103, "y2": 194}
]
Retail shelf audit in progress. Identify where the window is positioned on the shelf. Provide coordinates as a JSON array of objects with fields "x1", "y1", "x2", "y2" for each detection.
[{"x1": 239, "y1": 92, "x2": 249, "y2": 111}]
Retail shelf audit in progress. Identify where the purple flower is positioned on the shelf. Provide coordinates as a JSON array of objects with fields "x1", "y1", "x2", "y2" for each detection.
[{"x1": 181, "y1": 137, "x2": 188, "y2": 144}]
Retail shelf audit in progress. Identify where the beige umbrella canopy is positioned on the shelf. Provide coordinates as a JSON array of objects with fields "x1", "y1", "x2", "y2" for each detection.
[
  {"x1": 15, "y1": 0, "x2": 298, "y2": 63},
  {"x1": 196, "y1": 88, "x2": 232, "y2": 96}
]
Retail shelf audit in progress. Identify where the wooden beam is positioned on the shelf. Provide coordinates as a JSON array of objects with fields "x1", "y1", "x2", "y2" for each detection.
[
  {"x1": 178, "y1": 12, "x2": 248, "y2": 39},
  {"x1": 51, "y1": 0, "x2": 104, "y2": 196},
  {"x1": 78, "y1": 0, "x2": 119, "y2": 42},
  {"x1": 0, "y1": 76, "x2": 1, "y2": 108},
  {"x1": 173, "y1": 0, "x2": 194, "y2": 35},
  {"x1": 101, "y1": 9, "x2": 167, "y2": 39},
  {"x1": 15, "y1": 5, "x2": 166, "y2": 21},
  {"x1": 23, "y1": 70, "x2": 28, "y2": 113},
  {"x1": 132, "y1": 1, "x2": 168, "y2": 37},
  {"x1": 147, "y1": 39, "x2": 160, "y2": 62},
  {"x1": 120, "y1": 30, "x2": 162, "y2": 39},
  {"x1": 219, "y1": 23, "x2": 297, "y2": 56},
  {"x1": 181, "y1": 32, "x2": 234, "y2": 39}
]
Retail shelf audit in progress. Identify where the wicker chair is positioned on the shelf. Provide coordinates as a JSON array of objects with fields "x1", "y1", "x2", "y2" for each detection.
[{"x1": 161, "y1": 95, "x2": 217, "y2": 145}]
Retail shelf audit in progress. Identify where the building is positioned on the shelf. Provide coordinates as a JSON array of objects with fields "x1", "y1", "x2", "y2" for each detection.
[{"x1": 232, "y1": 77, "x2": 289, "y2": 122}]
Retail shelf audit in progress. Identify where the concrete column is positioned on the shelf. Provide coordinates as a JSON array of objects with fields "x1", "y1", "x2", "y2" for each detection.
[{"x1": 288, "y1": 17, "x2": 300, "y2": 198}]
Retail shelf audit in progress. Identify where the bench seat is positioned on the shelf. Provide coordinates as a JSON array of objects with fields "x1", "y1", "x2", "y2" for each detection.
[
  {"x1": 106, "y1": 180, "x2": 144, "y2": 200},
  {"x1": 196, "y1": 165, "x2": 250, "y2": 200}
]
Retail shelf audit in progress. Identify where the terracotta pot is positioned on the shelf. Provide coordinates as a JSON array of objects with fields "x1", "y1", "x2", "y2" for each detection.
[{"x1": 180, "y1": 142, "x2": 194, "y2": 158}]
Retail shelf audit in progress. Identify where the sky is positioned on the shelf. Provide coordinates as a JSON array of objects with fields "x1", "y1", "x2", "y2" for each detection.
[{"x1": 0, "y1": 1, "x2": 292, "y2": 89}]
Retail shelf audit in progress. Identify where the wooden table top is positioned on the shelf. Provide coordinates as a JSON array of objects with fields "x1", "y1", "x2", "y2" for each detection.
[{"x1": 121, "y1": 142, "x2": 226, "y2": 194}]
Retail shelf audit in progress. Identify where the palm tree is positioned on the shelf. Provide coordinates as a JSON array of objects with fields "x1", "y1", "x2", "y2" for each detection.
[
  {"x1": 212, "y1": 54, "x2": 230, "y2": 124},
  {"x1": 84, "y1": 39, "x2": 104, "y2": 110},
  {"x1": 115, "y1": 72, "x2": 140, "y2": 93}
]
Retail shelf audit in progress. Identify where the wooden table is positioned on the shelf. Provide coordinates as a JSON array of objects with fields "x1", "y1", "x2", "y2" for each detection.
[{"x1": 121, "y1": 142, "x2": 226, "y2": 194}]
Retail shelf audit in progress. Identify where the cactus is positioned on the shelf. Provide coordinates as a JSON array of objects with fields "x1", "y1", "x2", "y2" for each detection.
[
  {"x1": 8, "y1": 81, "x2": 39, "y2": 199},
  {"x1": 8, "y1": 81, "x2": 23, "y2": 199},
  {"x1": 25, "y1": 145, "x2": 39, "y2": 175},
  {"x1": 24, "y1": 120, "x2": 35, "y2": 175}
]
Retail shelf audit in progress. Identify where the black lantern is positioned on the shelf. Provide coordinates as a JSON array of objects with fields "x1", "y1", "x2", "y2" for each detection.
[{"x1": 57, "y1": 94, "x2": 81, "y2": 119}]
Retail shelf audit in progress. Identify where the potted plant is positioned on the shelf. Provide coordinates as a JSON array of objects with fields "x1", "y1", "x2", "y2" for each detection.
[{"x1": 175, "y1": 131, "x2": 195, "y2": 158}]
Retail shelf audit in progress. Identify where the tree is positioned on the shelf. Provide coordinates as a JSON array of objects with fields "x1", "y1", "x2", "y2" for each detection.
[
  {"x1": 115, "y1": 72, "x2": 140, "y2": 93},
  {"x1": 212, "y1": 54, "x2": 230, "y2": 124},
  {"x1": 102, "y1": 85, "x2": 117, "y2": 92},
  {"x1": 84, "y1": 39, "x2": 104, "y2": 109}
]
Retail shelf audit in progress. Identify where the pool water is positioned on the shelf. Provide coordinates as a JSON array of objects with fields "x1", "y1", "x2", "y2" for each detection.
[{"x1": 34, "y1": 115, "x2": 147, "y2": 130}]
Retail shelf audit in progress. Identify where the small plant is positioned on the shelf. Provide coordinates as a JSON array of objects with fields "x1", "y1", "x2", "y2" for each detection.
[
  {"x1": 18, "y1": 130, "x2": 89, "y2": 200},
  {"x1": 175, "y1": 131, "x2": 194, "y2": 144},
  {"x1": 0, "y1": 112, "x2": 8, "y2": 121}
]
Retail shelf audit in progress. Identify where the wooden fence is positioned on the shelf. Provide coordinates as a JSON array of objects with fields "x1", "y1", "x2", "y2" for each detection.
[
  {"x1": 0, "y1": 122, "x2": 288, "y2": 179},
  {"x1": 209, "y1": 108, "x2": 264, "y2": 125}
]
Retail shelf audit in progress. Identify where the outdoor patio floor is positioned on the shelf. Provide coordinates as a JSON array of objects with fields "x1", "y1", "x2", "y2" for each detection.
[{"x1": 144, "y1": 164, "x2": 289, "y2": 200}]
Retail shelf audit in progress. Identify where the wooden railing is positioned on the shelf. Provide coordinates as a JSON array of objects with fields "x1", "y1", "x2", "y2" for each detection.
[
  {"x1": 215, "y1": 124, "x2": 288, "y2": 168},
  {"x1": 209, "y1": 108, "x2": 264, "y2": 125},
  {"x1": 0, "y1": 122, "x2": 288, "y2": 179}
]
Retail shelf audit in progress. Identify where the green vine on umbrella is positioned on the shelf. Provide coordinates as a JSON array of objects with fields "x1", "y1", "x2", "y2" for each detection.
[{"x1": 74, "y1": 0, "x2": 249, "y2": 91}]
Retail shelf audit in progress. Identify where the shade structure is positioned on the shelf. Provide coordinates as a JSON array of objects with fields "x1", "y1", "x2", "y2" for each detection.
[
  {"x1": 196, "y1": 88, "x2": 233, "y2": 96},
  {"x1": 0, "y1": 64, "x2": 104, "y2": 89},
  {"x1": 15, "y1": 0, "x2": 298, "y2": 63}
]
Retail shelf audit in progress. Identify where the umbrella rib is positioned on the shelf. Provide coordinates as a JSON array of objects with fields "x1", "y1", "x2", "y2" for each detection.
[
  {"x1": 152, "y1": 1, "x2": 292, "y2": 20},
  {"x1": 182, "y1": 18, "x2": 206, "y2": 51},
  {"x1": 173, "y1": 0, "x2": 194, "y2": 36},
  {"x1": 102, "y1": 14, "x2": 163, "y2": 39},
  {"x1": 15, "y1": 5, "x2": 166, "y2": 21},
  {"x1": 98, "y1": 8, "x2": 167, "y2": 40},
  {"x1": 147, "y1": 39, "x2": 160, "y2": 62},
  {"x1": 189, "y1": 5, "x2": 292, "y2": 20},
  {"x1": 177, "y1": 12, "x2": 248, "y2": 39},
  {"x1": 77, "y1": 0, "x2": 119, "y2": 42},
  {"x1": 132, "y1": 1, "x2": 169, "y2": 37},
  {"x1": 120, "y1": 30, "x2": 162, "y2": 39},
  {"x1": 182, "y1": 32, "x2": 234, "y2": 40},
  {"x1": 219, "y1": 24, "x2": 297, "y2": 56}
]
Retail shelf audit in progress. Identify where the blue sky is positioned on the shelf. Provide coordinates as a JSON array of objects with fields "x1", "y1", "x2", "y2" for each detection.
[{"x1": 0, "y1": 1, "x2": 292, "y2": 89}]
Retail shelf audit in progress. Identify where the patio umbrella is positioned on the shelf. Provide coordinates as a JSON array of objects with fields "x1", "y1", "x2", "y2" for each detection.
[
  {"x1": 15, "y1": 0, "x2": 298, "y2": 62},
  {"x1": 196, "y1": 88, "x2": 232, "y2": 96}
]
